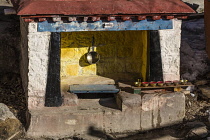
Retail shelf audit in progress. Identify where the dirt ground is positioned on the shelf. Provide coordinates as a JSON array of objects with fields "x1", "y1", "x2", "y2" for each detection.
[
  {"x1": 0, "y1": 73, "x2": 26, "y2": 126},
  {"x1": 0, "y1": 73, "x2": 210, "y2": 140}
]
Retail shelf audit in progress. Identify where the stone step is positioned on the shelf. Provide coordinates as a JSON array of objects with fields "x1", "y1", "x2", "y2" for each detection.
[{"x1": 26, "y1": 92, "x2": 185, "y2": 139}]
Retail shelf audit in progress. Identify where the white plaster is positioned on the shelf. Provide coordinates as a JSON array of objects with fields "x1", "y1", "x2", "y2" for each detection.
[
  {"x1": 28, "y1": 22, "x2": 38, "y2": 33},
  {"x1": 65, "y1": 119, "x2": 77, "y2": 125},
  {"x1": 27, "y1": 22, "x2": 51, "y2": 108},
  {"x1": 159, "y1": 19, "x2": 182, "y2": 81},
  {"x1": 28, "y1": 96, "x2": 45, "y2": 109}
]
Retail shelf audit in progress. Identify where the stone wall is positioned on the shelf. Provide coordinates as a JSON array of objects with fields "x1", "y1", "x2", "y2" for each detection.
[
  {"x1": 19, "y1": 21, "x2": 52, "y2": 109},
  {"x1": 27, "y1": 23, "x2": 51, "y2": 109},
  {"x1": 180, "y1": 18, "x2": 210, "y2": 81},
  {"x1": 61, "y1": 31, "x2": 148, "y2": 82}
]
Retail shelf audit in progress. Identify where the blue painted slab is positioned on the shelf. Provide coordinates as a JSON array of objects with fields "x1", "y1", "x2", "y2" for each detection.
[
  {"x1": 69, "y1": 84, "x2": 120, "y2": 94},
  {"x1": 38, "y1": 19, "x2": 173, "y2": 32}
]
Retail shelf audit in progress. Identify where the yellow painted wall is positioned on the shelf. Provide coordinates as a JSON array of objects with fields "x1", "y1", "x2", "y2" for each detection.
[{"x1": 61, "y1": 31, "x2": 148, "y2": 82}]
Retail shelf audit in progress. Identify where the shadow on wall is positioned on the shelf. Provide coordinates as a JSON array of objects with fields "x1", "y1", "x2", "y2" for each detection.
[
  {"x1": 60, "y1": 31, "x2": 148, "y2": 83},
  {"x1": 96, "y1": 31, "x2": 148, "y2": 82}
]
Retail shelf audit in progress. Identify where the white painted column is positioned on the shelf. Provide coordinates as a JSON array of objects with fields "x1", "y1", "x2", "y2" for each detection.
[
  {"x1": 27, "y1": 23, "x2": 51, "y2": 109},
  {"x1": 159, "y1": 19, "x2": 182, "y2": 81}
]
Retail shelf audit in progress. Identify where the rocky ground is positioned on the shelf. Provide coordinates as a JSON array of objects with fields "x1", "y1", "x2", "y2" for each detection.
[
  {"x1": 0, "y1": 73, "x2": 210, "y2": 140},
  {"x1": 0, "y1": 73, "x2": 26, "y2": 126}
]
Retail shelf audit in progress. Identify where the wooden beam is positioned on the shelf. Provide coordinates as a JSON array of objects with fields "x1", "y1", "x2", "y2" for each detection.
[{"x1": 38, "y1": 19, "x2": 173, "y2": 32}]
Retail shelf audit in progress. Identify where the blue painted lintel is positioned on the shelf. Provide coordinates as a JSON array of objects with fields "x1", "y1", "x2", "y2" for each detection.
[{"x1": 38, "y1": 19, "x2": 173, "y2": 32}]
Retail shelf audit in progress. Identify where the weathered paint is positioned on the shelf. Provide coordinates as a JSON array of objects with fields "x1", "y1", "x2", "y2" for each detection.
[
  {"x1": 27, "y1": 22, "x2": 51, "y2": 108},
  {"x1": 159, "y1": 19, "x2": 182, "y2": 81},
  {"x1": 149, "y1": 31, "x2": 163, "y2": 81},
  {"x1": 69, "y1": 84, "x2": 120, "y2": 94},
  {"x1": 38, "y1": 19, "x2": 173, "y2": 32},
  {"x1": 61, "y1": 31, "x2": 148, "y2": 82},
  {"x1": 11, "y1": 0, "x2": 195, "y2": 16},
  {"x1": 45, "y1": 32, "x2": 62, "y2": 107}
]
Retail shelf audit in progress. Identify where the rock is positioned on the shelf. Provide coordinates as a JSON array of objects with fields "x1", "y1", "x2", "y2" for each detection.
[
  {"x1": 194, "y1": 80, "x2": 208, "y2": 86},
  {"x1": 181, "y1": 90, "x2": 190, "y2": 95},
  {"x1": 0, "y1": 103, "x2": 24, "y2": 139},
  {"x1": 140, "y1": 92, "x2": 185, "y2": 130},
  {"x1": 198, "y1": 86, "x2": 210, "y2": 98},
  {"x1": 158, "y1": 92, "x2": 185, "y2": 127},
  {"x1": 116, "y1": 91, "x2": 141, "y2": 110},
  {"x1": 0, "y1": 0, "x2": 12, "y2": 6},
  {"x1": 182, "y1": 19, "x2": 205, "y2": 34},
  {"x1": 180, "y1": 41, "x2": 195, "y2": 57},
  {"x1": 206, "y1": 72, "x2": 210, "y2": 79},
  {"x1": 62, "y1": 91, "x2": 78, "y2": 106},
  {"x1": 181, "y1": 71, "x2": 199, "y2": 82},
  {"x1": 180, "y1": 18, "x2": 210, "y2": 81},
  {"x1": 208, "y1": 115, "x2": 210, "y2": 123},
  {"x1": 186, "y1": 121, "x2": 208, "y2": 138}
]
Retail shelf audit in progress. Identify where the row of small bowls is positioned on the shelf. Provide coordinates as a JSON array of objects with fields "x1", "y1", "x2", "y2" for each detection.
[{"x1": 134, "y1": 80, "x2": 188, "y2": 87}]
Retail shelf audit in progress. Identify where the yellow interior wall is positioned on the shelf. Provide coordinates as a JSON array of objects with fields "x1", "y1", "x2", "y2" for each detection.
[{"x1": 61, "y1": 31, "x2": 148, "y2": 82}]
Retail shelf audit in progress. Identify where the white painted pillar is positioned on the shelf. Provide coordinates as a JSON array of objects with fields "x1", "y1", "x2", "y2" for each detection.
[
  {"x1": 159, "y1": 19, "x2": 182, "y2": 81},
  {"x1": 27, "y1": 23, "x2": 51, "y2": 109}
]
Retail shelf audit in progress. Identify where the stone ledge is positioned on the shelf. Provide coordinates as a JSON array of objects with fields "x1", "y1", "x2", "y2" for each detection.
[
  {"x1": 61, "y1": 76, "x2": 115, "y2": 91},
  {"x1": 116, "y1": 91, "x2": 141, "y2": 111},
  {"x1": 26, "y1": 92, "x2": 185, "y2": 138}
]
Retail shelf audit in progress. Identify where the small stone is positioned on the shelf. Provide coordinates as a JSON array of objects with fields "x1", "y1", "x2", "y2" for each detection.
[
  {"x1": 180, "y1": 41, "x2": 194, "y2": 57},
  {"x1": 181, "y1": 90, "x2": 190, "y2": 95},
  {"x1": 208, "y1": 111, "x2": 210, "y2": 123},
  {"x1": 0, "y1": 103, "x2": 24, "y2": 139},
  {"x1": 62, "y1": 91, "x2": 78, "y2": 106},
  {"x1": 194, "y1": 80, "x2": 208, "y2": 86},
  {"x1": 186, "y1": 121, "x2": 208, "y2": 138},
  {"x1": 199, "y1": 86, "x2": 210, "y2": 98},
  {"x1": 206, "y1": 72, "x2": 210, "y2": 79},
  {"x1": 117, "y1": 91, "x2": 141, "y2": 108}
]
